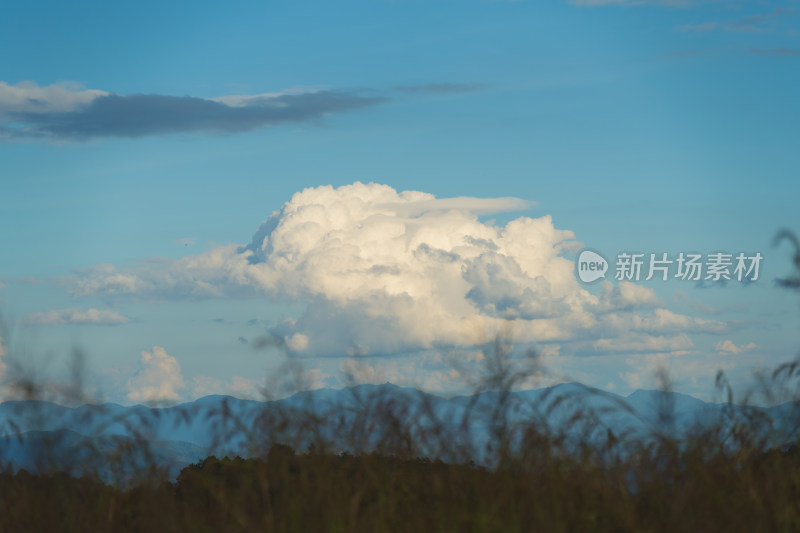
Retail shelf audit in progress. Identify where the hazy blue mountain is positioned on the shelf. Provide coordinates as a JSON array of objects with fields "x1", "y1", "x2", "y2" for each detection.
[
  {"x1": 0, "y1": 429, "x2": 212, "y2": 483},
  {"x1": 1, "y1": 383, "x2": 798, "y2": 480}
]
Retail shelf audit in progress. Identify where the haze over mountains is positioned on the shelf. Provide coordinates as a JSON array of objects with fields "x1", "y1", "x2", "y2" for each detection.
[{"x1": 2, "y1": 382, "x2": 798, "y2": 482}]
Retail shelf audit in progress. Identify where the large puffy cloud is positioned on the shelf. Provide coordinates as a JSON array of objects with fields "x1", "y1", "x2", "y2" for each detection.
[
  {"x1": 70, "y1": 182, "x2": 727, "y2": 358},
  {"x1": 0, "y1": 81, "x2": 386, "y2": 141},
  {"x1": 126, "y1": 346, "x2": 185, "y2": 403}
]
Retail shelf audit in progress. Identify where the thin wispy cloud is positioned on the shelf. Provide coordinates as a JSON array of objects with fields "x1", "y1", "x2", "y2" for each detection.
[
  {"x1": 571, "y1": 0, "x2": 692, "y2": 6},
  {"x1": 677, "y1": 8, "x2": 794, "y2": 33},
  {"x1": 678, "y1": 22, "x2": 718, "y2": 32},
  {"x1": 668, "y1": 50, "x2": 709, "y2": 57},
  {"x1": 729, "y1": 8, "x2": 792, "y2": 33},
  {"x1": 394, "y1": 83, "x2": 484, "y2": 94},
  {"x1": 22, "y1": 308, "x2": 130, "y2": 326},
  {"x1": 0, "y1": 80, "x2": 107, "y2": 113},
  {"x1": 674, "y1": 290, "x2": 746, "y2": 315},
  {"x1": 0, "y1": 81, "x2": 388, "y2": 142},
  {"x1": 175, "y1": 237, "x2": 197, "y2": 247},
  {"x1": 751, "y1": 48, "x2": 800, "y2": 56}
]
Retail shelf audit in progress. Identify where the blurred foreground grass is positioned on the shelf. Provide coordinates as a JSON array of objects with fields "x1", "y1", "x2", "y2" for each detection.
[
  {"x1": 2, "y1": 421, "x2": 800, "y2": 532},
  {"x1": 2, "y1": 338, "x2": 800, "y2": 532}
]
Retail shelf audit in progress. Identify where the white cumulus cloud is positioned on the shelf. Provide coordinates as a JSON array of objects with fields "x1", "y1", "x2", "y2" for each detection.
[
  {"x1": 126, "y1": 346, "x2": 185, "y2": 403},
  {"x1": 70, "y1": 182, "x2": 727, "y2": 358},
  {"x1": 714, "y1": 340, "x2": 757, "y2": 354}
]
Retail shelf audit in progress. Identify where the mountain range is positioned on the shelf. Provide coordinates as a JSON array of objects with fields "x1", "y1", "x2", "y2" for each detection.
[{"x1": 1, "y1": 383, "x2": 798, "y2": 483}]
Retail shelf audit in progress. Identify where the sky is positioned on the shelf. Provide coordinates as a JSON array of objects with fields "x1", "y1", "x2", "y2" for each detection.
[{"x1": 0, "y1": 0, "x2": 798, "y2": 405}]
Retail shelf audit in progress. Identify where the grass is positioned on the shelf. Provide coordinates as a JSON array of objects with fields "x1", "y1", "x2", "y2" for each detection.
[
  {"x1": 2, "y1": 426, "x2": 800, "y2": 531},
  {"x1": 2, "y1": 346, "x2": 800, "y2": 532}
]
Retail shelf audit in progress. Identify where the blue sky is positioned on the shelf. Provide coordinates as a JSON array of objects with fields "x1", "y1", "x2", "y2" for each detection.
[{"x1": 0, "y1": 0, "x2": 798, "y2": 405}]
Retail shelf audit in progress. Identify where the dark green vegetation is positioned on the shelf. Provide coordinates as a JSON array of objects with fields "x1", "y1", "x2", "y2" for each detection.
[
  {"x1": 3, "y1": 353, "x2": 800, "y2": 533},
  {"x1": 2, "y1": 438, "x2": 800, "y2": 532}
]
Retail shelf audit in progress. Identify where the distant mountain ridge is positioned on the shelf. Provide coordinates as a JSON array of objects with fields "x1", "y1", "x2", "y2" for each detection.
[{"x1": 1, "y1": 382, "x2": 798, "y2": 481}]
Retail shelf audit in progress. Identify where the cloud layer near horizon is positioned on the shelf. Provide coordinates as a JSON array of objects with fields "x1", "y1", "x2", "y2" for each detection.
[
  {"x1": 0, "y1": 81, "x2": 387, "y2": 141},
  {"x1": 68, "y1": 182, "x2": 727, "y2": 357},
  {"x1": 22, "y1": 308, "x2": 129, "y2": 326}
]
